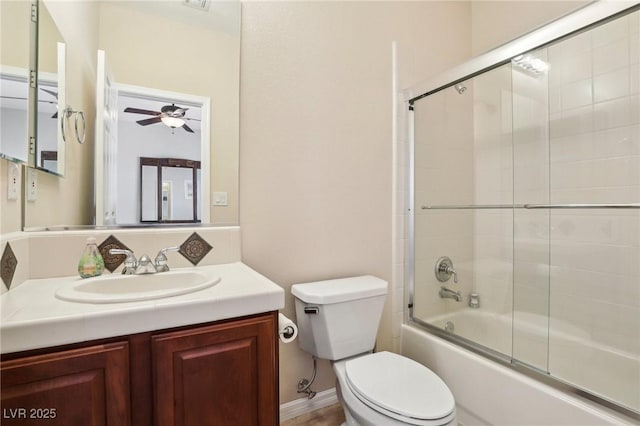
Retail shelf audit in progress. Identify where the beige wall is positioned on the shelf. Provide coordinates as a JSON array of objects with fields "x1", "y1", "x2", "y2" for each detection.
[
  {"x1": 1, "y1": 0, "x2": 30, "y2": 68},
  {"x1": 239, "y1": 1, "x2": 472, "y2": 404}
]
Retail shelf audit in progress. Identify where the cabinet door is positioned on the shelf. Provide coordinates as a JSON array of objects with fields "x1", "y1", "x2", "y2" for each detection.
[
  {"x1": 1, "y1": 342, "x2": 130, "y2": 426},
  {"x1": 152, "y1": 313, "x2": 278, "y2": 426}
]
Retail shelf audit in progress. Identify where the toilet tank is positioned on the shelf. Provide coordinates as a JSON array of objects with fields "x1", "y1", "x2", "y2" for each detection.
[{"x1": 291, "y1": 276, "x2": 387, "y2": 361}]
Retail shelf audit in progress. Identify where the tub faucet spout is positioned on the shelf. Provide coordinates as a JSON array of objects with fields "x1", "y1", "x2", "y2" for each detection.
[{"x1": 439, "y1": 286, "x2": 462, "y2": 302}]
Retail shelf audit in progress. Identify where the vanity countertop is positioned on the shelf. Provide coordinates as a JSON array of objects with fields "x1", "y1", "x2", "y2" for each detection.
[{"x1": 0, "y1": 262, "x2": 284, "y2": 354}]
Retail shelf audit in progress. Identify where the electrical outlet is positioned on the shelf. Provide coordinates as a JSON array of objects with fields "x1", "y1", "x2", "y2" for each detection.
[
  {"x1": 7, "y1": 163, "x2": 19, "y2": 200},
  {"x1": 27, "y1": 168, "x2": 38, "y2": 201}
]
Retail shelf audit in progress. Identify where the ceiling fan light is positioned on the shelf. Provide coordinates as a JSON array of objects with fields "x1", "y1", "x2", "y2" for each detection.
[{"x1": 161, "y1": 116, "x2": 185, "y2": 128}]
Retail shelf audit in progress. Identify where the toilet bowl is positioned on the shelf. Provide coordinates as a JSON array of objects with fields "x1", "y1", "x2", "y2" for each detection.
[
  {"x1": 334, "y1": 352, "x2": 456, "y2": 426},
  {"x1": 291, "y1": 276, "x2": 456, "y2": 426}
]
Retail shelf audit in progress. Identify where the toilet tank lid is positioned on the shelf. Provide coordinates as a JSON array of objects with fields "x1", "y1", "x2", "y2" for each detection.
[{"x1": 291, "y1": 275, "x2": 387, "y2": 304}]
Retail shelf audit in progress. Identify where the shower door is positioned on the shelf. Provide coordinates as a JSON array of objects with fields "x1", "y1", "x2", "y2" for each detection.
[
  {"x1": 412, "y1": 63, "x2": 516, "y2": 359},
  {"x1": 409, "y1": 5, "x2": 640, "y2": 414}
]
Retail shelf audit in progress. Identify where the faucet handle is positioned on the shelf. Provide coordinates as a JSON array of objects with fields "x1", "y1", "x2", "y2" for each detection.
[
  {"x1": 435, "y1": 256, "x2": 458, "y2": 284},
  {"x1": 154, "y1": 246, "x2": 179, "y2": 272},
  {"x1": 109, "y1": 249, "x2": 137, "y2": 275},
  {"x1": 447, "y1": 265, "x2": 458, "y2": 284}
]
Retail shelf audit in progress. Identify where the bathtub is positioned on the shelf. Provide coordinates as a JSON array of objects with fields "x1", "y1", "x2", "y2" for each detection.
[{"x1": 401, "y1": 312, "x2": 639, "y2": 425}]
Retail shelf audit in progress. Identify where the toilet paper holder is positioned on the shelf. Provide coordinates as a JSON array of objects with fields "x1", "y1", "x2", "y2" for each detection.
[
  {"x1": 278, "y1": 313, "x2": 298, "y2": 343},
  {"x1": 281, "y1": 325, "x2": 296, "y2": 339}
]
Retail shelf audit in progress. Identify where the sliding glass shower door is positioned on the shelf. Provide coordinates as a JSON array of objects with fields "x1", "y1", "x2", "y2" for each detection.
[
  {"x1": 410, "y1": 6, "x2": 640, "y2": 413},
  {"x1": 412, "y1": 63, "x2": 516, "y2": 359}
]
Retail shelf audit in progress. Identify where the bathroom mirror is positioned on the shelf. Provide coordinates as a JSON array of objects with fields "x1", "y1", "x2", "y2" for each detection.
[
  {"x1": 36, "y1": 0, "x2": 66, "y2": 176},
  {"x1": 0, "y1": 1, "x2": 31, "y2": 164},
  {"x1": 23, "y1": 0, "x2": 240, "y2": 229}
]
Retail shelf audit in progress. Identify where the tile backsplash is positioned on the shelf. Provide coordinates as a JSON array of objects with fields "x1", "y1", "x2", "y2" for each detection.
[{"x1": 0, "y1": 226, "x2": 241, "y2": 290}]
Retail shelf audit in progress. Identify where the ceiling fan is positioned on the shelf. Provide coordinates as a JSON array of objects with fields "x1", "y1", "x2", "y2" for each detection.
[{"x1": 123, "y1": 104, "x2": 199, "y2": 133}]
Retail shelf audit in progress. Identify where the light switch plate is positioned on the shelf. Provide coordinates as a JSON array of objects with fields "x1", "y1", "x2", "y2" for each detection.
[
  {"x1": 7, "y1": 163, "x2": 19, "y2": 200},
  {"x1": 213, "y1": 191, "x2": 228, "y2": 206}
]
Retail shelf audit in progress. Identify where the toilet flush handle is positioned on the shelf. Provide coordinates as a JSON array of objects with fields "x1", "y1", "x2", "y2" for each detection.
[{"x1": 304, "y1": 306, "x2": 319, "y2": 314}]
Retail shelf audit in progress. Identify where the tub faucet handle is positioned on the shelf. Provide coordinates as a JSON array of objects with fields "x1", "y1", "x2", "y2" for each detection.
[
  {"x1": 448, "y1": 266, "x2": 458, "y2": 284},
  {"x1": 435, "y1": 256, "x2": 458, "y2": 284}
]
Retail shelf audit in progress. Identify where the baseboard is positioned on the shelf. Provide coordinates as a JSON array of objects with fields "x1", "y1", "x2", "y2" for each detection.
[{"x1": 279, "y1": 387, "x2": 339, "y2": 422}]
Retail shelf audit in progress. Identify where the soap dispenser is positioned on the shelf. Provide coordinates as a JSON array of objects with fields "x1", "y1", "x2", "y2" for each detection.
[{"x1": 78, "y1": 237, "x2": 105, "y2": 278}]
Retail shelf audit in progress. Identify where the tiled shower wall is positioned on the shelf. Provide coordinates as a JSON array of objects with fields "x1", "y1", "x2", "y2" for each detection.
[{"x1": 544, "y1": 11, "x2": 639, "y2": 410}]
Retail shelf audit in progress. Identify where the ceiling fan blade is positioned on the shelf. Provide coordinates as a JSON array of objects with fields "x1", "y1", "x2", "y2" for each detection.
[
  {"x1": 136, "y1": 117, "x2": 162, "y2": 126},
  {"x1": 124, "y1": 107, "x2": 160, "y2": 116},
  {"x1": 0, "y1": 95, "x2": 28, "y2": 101},
  {"x1": 182, "y1": 123, "x2": 195, "y2": 133},
  {"x1": 184, "y1": 117, "x2": 201, "y2": 122},
  {"x1": 40, "y1": 87, "x2": 58, "y2": 98}
]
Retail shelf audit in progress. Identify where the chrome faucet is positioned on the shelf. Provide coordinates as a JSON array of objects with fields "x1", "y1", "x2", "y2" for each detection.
[
  {"x1": 109, "y1": 249, "x2": 137, "y2": 275},
  {"x1": 135, "y1": 254, "x2": 158, "y2": 275},
  {"x1": 154, "y1": 246, "x2": 180, "y2": 272},
  {"x1": 439, "y1": 286, "x2": 462, "y2": 302},
  {"x1": 110, "y1": 246, "x2": 180, "y2": 275}
]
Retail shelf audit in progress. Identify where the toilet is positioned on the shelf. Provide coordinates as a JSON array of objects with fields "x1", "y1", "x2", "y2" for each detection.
[{"x1": 292, "y1": 276, "x2": 456, "y2": 426}]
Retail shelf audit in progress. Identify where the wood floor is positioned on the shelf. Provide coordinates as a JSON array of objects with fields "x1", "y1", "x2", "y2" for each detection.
[{"x1": 280, "y1": 403, "x2": 345, "y2": 426}]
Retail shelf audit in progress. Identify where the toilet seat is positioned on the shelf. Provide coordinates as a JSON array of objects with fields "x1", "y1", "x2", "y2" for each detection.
[{"x1": 344, "y1": 352, "x2": 455, "y2": 425}]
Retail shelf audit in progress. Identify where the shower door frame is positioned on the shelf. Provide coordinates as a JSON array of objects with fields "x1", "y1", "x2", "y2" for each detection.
[{"x1": 404, "y1": 0, "x2": 640, "y2": 419}]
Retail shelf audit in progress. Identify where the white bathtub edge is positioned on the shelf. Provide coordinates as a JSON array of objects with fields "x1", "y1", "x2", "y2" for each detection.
[{"x1": 401, "y1": 323, "x2": 638, "y2": 426}]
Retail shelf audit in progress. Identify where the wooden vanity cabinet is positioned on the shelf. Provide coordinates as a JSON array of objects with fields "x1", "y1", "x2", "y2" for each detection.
[
  {"x1": 1, "y1": 311, "x2": 279, "y2": 426},
  {"x1": 0, "y1": 342, "x2": 131, "y2": 425},
  {"x1": 152, "y1": 313, "x2": 279, "y2": 426}
]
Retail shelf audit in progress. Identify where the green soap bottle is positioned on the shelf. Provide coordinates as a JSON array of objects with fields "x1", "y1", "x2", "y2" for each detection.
[{"x1": 78, "y1": 237, "x2": 105, "y2": 278}]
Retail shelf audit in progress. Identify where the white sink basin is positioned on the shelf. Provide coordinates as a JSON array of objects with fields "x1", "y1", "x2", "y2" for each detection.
[{"x1": 55, "y1": 269, "x2": 221, "y2": 304}]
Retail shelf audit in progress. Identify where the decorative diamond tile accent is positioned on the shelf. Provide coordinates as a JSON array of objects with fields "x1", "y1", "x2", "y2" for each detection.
[
  {"x1": 1, "y1": 243, "x2": 18, "y2": 289},
  {"x1": 179, "y1": 232, "x2": 213, "y2": 266},
  {"x1": 98, "y1": 235, "x2": 131, "y2": 273}
]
